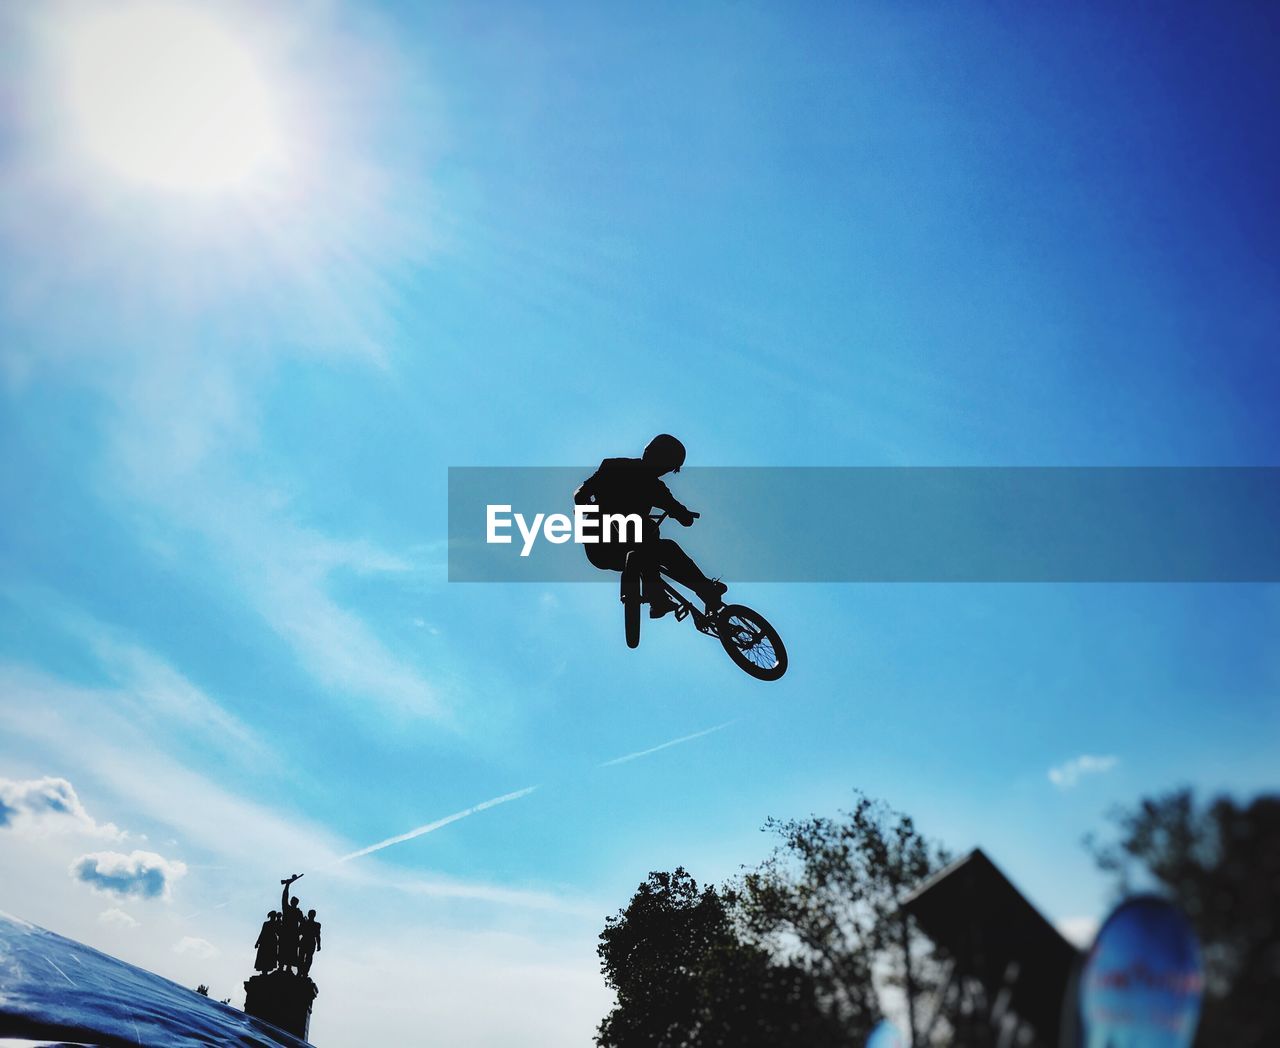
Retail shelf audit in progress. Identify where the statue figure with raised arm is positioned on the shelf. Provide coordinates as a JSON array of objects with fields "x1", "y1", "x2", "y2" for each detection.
[{"x1": 279, "y1": 874, "x2": 304, "y2": 974}]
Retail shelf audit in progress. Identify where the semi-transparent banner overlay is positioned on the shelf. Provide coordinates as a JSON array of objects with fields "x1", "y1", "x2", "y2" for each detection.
[{"x1": 448, "y1": 467, "x2": 1280, "y2": 582}]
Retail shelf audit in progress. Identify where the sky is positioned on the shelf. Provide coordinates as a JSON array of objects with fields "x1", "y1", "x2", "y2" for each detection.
[{"x1": 1, "y1": 1, "x2": 1278, "y2": 1044}]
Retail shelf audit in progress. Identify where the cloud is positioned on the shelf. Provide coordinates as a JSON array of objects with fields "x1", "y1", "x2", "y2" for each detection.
[
  {"x1": 598, "y1": 721, "x2": 737, "y2": 768},
  {"x1": 2, "y1": 0, "x2": 447, "y2": 727},
  {"x1": 1048, "y1": 754, "x2": 1118, "y2": 790},
  {"x1": 98, "y1": 907, "x2": 138, "y2": 929},
  {"x1": 1056, "y1": 915, "x2": 1099, "y2": 949},
  {"x1": 338, "y1": 786, "x2": 539, "y2": 863},
  {"x1": 70, "y1": 850, "x2": 187, "y2": 900},
  {"x1": 85, "y1": 629, "x2": 270, "y2": 764},
  {"x1": 0, "y1": 665, "x2": 585, "y2": 927},
  {"x1": 0, "y1": 664, "x2": 345, "y2": 873},
  {"x1": 173, "y1": 936, "x2": 219, "y2": 960},
  {"x1": 0, "y1": 776, "x2": 122, "y2": 839}
]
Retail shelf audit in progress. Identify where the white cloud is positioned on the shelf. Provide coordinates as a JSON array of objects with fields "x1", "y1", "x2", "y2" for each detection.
[
  {"x1": 71, "y1": 850, "x2": 188, "y2": 900},
  {"x1": 0, "y1": 665, "x2": 585, "y2": 918},
  {"x1": 173, "y1": 935, "x2": 219, "y2": 960},
  {"x1": 98, "y1": 906, "x2": 139, "y2": 929},
  {"x1": 1048, "y1": 754, "x2": 1118, "y2": 790},
  {"x1": 0, "y1": 665, "x2": 345, "y2": 872},
  {"x1": 1056, "y1": 915, "x2": 1099, "y2": 949},
  {"x1": 0, "y1": 775, "x2": 123, "y2": 839}
]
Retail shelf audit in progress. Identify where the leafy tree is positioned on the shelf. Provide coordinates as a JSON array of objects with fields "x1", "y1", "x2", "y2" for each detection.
[
  {"x1": 734, "y1": 793, "x2": 951, "y2": 1045},
  {"x1": 1088, "y1": 788, "x2": 1280, "y2": 1046},
  {"x1": 596, "y1": 867, "x2": 844, "y2": 1047}
]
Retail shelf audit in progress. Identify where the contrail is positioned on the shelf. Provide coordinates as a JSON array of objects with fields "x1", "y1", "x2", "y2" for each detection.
[
  {"x1": 338, "y1": 786, "x2": 538, "y2": 863},
  {"x1": 598, "y1": 720, "x2": 737, "y2": 768}
]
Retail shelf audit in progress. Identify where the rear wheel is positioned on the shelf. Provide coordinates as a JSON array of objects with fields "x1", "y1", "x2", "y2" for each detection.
[
  {"x1": 716, "y1": 603, "x2": 787, "y2": 680},
  {"x1": 622, "y1": 552, "x2": 643, "y2": 649}
]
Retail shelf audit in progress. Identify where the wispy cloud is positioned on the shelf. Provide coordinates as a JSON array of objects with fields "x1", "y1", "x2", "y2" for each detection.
[
  {"x1": 338, "y1": 786, "x2": 539, "y2": 863},
  {"x1": 2, "y1": 0, "x2": 448, "y2": 728},
  {"x1": 173, "y1": 936, "x2": 219, "y2": 960},
  {"x1": 98, "y1": 907, "x2": 139, "y2": 929},
  {"x1": 598, "y1": 721, "x2": 736, "y2": 768},
  {"x1": 1048, "y1": 754, "x2": 1118, "y2": 790},
  {"x1": 84, "y1": 630, "x2": 269, "y2": 763},
  {"x1": 0, "y1": 665, "x2": 344, "y2": 872},
  {"x1": 0, "y1": 667, "x2": 581, "y2": 920}
]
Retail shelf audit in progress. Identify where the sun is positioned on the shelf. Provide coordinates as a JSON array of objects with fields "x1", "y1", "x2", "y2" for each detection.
[{"x1": 59, "y1": 2, "x2": 282, "y2": 193}]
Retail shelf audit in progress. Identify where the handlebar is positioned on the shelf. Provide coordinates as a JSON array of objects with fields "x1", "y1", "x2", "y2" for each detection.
[{"x1": 650, "y1": 510, "x2": 699, "y2": 526}]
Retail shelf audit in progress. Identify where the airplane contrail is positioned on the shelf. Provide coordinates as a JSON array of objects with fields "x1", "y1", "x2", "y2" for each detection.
[
  {"x1": 598, "y1": 720, "x2": 737, "y2": 768},
  {"x1": 338, "y1": 786, "x2": 538, "y2": 863}
]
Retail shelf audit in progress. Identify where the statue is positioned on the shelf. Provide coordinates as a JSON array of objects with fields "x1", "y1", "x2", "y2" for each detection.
[
  {"x1": 279, "y1": 874, "x2": 304, "y2": 975},
  {"x1": 298, "y1": 909, "x2": 322, "y2": 977},
  {"x1": 253, "y1": 911, "x2": 280, "y2": 973},
  {"x1": 244, "y1": 874, "x2": 320, "y2": 1041}
]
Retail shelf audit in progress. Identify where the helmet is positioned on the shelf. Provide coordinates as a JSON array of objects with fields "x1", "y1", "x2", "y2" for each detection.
[{"x1": 643, "y1": 433, "x2": 686, "y2": 473}]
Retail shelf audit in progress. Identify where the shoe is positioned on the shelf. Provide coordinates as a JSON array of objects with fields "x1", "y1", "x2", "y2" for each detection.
[
  {"x1": 701, "y1": 580, "x2": 728, "y2": 610},
  {"x1": 649, "y1": 595, "x2": 676, "y2": 619}
]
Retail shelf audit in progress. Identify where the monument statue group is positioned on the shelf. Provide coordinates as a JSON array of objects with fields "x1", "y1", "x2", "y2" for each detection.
[
  {"x1": 253, "y1": 873, "x2": 322, "y2": 977},
  {"x1": 242, "y1": 873, "x2": 322, "y2": 1040}
]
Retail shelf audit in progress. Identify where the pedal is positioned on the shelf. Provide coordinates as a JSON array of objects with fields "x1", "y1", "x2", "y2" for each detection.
[{"x1": 674, "y1": 603, "x2": 690, "y2": 621}]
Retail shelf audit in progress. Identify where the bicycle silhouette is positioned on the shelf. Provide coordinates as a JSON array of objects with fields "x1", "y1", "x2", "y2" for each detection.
[{"x1": 620, "y1": 512, "x2": 788, "y2": 681}]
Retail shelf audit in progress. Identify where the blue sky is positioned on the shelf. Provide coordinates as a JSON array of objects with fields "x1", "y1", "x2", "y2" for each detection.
[{"x1": 1, "y1": 2, "x2": 1277, "y2": 1044}]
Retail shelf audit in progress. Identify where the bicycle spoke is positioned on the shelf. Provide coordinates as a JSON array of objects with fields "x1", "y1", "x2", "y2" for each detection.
[{"x1": 724, "y1": 613, "x2": 778, "y2": 669}]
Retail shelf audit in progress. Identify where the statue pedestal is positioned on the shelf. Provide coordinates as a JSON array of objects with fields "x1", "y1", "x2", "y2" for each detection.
[{"x1": 243, "y1": 970, "x2": 317, "y2": 1042}]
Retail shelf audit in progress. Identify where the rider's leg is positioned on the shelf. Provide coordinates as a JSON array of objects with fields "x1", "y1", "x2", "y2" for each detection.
[
  {"x1": 656, "y1": 538, "x2": 727, "y2": 607},
  {"x1": 642, "y1": 544, "x2": 674, "y2": 617},
  {"x1": 585, "y1": 543, "x2": 626, "y2": 573},
  {"x1": 635, "y1": 521, "x2": 675, "y2": 617}
]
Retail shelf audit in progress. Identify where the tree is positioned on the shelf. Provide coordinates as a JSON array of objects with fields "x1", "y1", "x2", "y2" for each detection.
[
  {"x1": 733, "y1": 793, "x2": 951, "y2": 1046},
  {"x1": 1088, "y1": 788, "x2": 1280, "y2": 1047},
  {"x1": 596, "y1": 867, "x2": 844, "y2": 1047}
]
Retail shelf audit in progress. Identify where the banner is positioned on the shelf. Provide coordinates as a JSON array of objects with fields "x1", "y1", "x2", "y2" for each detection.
[
  {"x1": 1080, "y1": 895, "x2": 1203, "y2": 1047},
  {"x1": 448, "y1": 467, "x2": 1280, "y2": 582}
]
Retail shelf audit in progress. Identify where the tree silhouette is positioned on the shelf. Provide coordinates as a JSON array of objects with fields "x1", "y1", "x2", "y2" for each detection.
[
  {"x1": 1088, "y1": 788, "x2": 1280, "y2": 1046},
  {"x1": 596, "y1": 867, "x2": 844, "y2": 1047},
  {"x1": 733, "y1": 793, "x2": 951, "y2": 1045},
  {"x1": 596, "y1": 796, "x2": 952, "y2": 1046}
]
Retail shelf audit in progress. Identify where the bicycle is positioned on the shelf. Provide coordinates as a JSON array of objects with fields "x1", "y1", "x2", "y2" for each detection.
[{"x1": 620, "y1": 513, "x2": 788, "y2": 681}]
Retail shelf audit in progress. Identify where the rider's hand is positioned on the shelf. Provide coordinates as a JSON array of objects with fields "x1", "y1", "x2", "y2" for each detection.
[{"x1": 677, "y1": 509, "x2": 699, "y2": 527}]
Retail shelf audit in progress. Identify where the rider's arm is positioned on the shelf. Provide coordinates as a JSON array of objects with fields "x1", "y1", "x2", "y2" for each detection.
[
  {"x1": 653, "y1": 481, "x2": 696, "y2": 526},
  {"x1": 574, "y1": 462, "x2": 606, "y2": 506}
]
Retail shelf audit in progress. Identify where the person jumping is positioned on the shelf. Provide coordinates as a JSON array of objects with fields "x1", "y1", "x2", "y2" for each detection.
[{"x1": 574, "y1": 434, "x2": 727, "y2": 618}]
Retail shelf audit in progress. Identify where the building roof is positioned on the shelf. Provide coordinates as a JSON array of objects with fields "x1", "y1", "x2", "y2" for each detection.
[{"x1": 902, "y1": 848, "x2": 1080, "y2": 1039}]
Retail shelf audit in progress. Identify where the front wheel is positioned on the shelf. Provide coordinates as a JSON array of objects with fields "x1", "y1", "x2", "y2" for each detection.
[{"x1": 715, "y1": 604, "x2": 788, "y2": 681}]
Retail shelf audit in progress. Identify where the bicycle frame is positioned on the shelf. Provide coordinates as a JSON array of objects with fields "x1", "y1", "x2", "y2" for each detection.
[
  {"x1": 619, "y1": 511, "x2": 787, "y2": 679},
  {"x1": 657, "y1": 578, "x2": 721, "y2": 637},
  {"x1": 637, "y1": 511, "x2": 721, "y2": 637}
]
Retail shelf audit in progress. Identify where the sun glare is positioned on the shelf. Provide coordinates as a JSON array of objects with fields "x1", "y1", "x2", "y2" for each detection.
[{"x1": 60, "y1": 3, "x2": 282, "y2": 193}]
